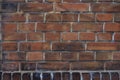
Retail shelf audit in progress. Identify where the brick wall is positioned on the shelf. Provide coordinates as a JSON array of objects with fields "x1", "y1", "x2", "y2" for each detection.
[{"x1": 0, "y1": 0, "x2": 120, "y2": 80}]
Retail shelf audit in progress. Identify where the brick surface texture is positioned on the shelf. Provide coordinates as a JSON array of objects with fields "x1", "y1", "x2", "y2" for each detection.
[{"x1": 0, "y1": 0, "x2": 120, "y2": 80}]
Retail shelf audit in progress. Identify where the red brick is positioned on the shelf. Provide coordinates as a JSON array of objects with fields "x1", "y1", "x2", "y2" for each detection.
[
  {"x1": 27, "y1": 32, "x2": 43, "y2": 41},
  {"x1": 79, "y1": 52, "x2": 94, "y2": 60},
  {"x1": 37, "y1": 62, "x2": 69, "y2": 70},
  {"x1": 2, "y1": 42, "x2": 17, "y2": 51},
  {"x1": 105, "y1": 61, "x2": 120, "y2": 70},
  {"x1": 96, "y1": 13, "x2": 113, "y2": 21},
  {"x1": 71, "y1": 62, "x2": 104, "y2": 70},
  {"x1": 45, "y1": 52, "x2": 61, "y2": 60},
  {"x1": 114, "y1": 33, "x2": 120, "y2": 41},
  {"x1": 96, "y1": 52, "x2": 112, "y2": 60},
  {"x1": 37, "y1": 23, "x2": 70, "y2": 32},
  {"x1": 73, "y1": 23, "x2": 103, "y2": 32},
  {"x1": 45, "y1": 32, "x2": 60, "y2": 41},
  {"x1": 52, "y1": 42, "x2": 85, "y2": 51},
  {"x1": 61, "y1": 52, "x2": 78, "y2": 61},
  {"x1": 55, "y1": 3, "x2": 89, "y2": 11},
  {"x1": 82, "y1": 73, "x2": 90, "y2": 80},
  {"x1": 20, "y1": 3, "x2": 53, "y2": 12},
  {"x1": 97, "y1": 33, "x2": 112, "y2": 41},
  {"x1": 62, "y1": 32, "x2": 78, "y2": 40},
  {"x1": 21, "y1": 62, "x2": 36, "y2": 70},
  {"x1": 62, "y1": 14, "x2": 78, "y2": 22},
  {"x1": 91, "y1": 3, "x2": 120, "y2": 12},
  {"x1": 46, "y1": 13, "x2": 62, "y2": 22},
  {"x1": 18, "y1": 23, "x2": 35, "y2": 32},
  {"x1": 3, "y1": 32, "x2": 26, "y2": 41},
  {"x1": 63, "y1": 0, "x2": 80, "y2": 3},
  {"x1": 28, "y1": 13, "x2": 44, "y2": 22},
  {"x1": 80, "y1": 13, "x2": 95, "y2": 21},
  {"x1": 30, "y1": 42, "x2": 50, "y2": 51},
  {"x1": 87, "y1": 42, "x2": 120, "y2": 51},
  {"x1": 4, "y1": 52, "x2": 26, "y2": 61},
  {"x1": 46, "y1": 0, "x2": 61, "y2": 2},
  {"x1": 20, "y1": 42, "x2": 50, "y2": 51},
  {"x1": 105, "y1": 23, "x2": 120, "y2": 32},
  {"x1": 113, "y1": 52, "x2": 120, "y2": 60},
  {"x1": 2, "y1": 13, "x2": 26, "y2": 22},
  {"x1": 79, "y1": 32, "x2": 95, "y2": 40},
  {"x1": 27, "y1": 52, "x2": 43, "y2": 61},
  {"x1": 2, "y1": 62, "x2": 19, "y2": 71},
  {"x1": 3, "y1": 23, "x2": 17, "y2": 32}
]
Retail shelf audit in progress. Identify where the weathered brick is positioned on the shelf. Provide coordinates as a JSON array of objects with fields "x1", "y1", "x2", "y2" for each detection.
[
  {"x1": 3, "y1": 52, "x2": 26, "y2": 61},
  {"x1": 92, "y1": 72, "x2": 100, "y2": 80},
  {"x1": 96, "y1": 13, "x2": 113, "y2": 21},
  {"x1": 46, "y1": 13, "x2": 62, "y2": 22},
  {"x1": 96, "y1": 52, "x2": 112, "y2": 60},
  {"x1": 2, "y1": 42, "x2": 17, "y2": 51},
  {"x1": 28, "y1": 13, "x2": 44, "y2": 22},
  {"x1": 73, "y1": 23, "x2": 103, "y2": 32},
  {"x1": 45, "y1": 52, "x2": 61, "y2": 60},
  {"x1": 43, "y1": 73, "x2": 51, "y2": 80},
  {"x1": 111, "y1": 72, "x2": 119, "y2": 80},
  {"x1": 2, "y1": 62, "x2": 19, "y2": 71},
  {"x1": 62, "y1": 32, "x2": 78, "y2": 40},
  {"x1": 27, "y1": 52, "x2": 43, "y2": 61},
  {"x1": 27, "y1": 32, "x2": 43, "y2": 41},
  {"x1": 20, "y1": 3, "x2": 53, "y2": 12},
  {"x1": 46, "y1": 0, "x2": 61, "y2": 2},
  {"x1": 105, "y1": 23, "x2": 120, "y2": 32},
  {"x1": 61, "y1": 52, "x2": 78, "y2": 61},
  {"x1": 37, "y1": 62, "x2": 69, "y2": 70},
  {"x1": 52, "y1": 42, "x2": 85, "y2": 51},
  {"x1": 63, "y1": 0, "x2": 80, "y2": 3},
  {"x1": 114, "y1": 13, "x2": 120, "y2": 22},
  {"x1": 97, "y1": 33, "x2": 112, "y2": 41},
  {"x1": 21, "y1": 62, "x2": 36, "y2": 70},
  {"x1": 18, "y1": 23, "x2": 35, "y2": 32},
  {"x1": 80, "y1": 13, "x2": 95, "y2": 21},
  {"x1": 2, "y1": 13, "x2": 26, "y2": 22},
  {"x1": 87, "y1": 42, "x2": 120, "y2": 51},
  {"x1": 62, "y1": 13, "x2": 78, "y2": 22},
  {"x1": 79, "y1": 32, "x2": 95, "y2": 41},
  {"x1": 62, "y1": 72, "x2": 70, "y2": 80},
  {"x1": 91, "y1": 3, "x2": 120, "y2": 12},
  {"x1": 37, "y1": 23, "x2": 70, "y2": 32},
  {"x1": 105, "y1": 61, "x2": 120, "y2": 70},
  {"x1": 79, "y1": 52, "x2": 94, "y2": 61},
  {"x1": 45, "y1": 32, "x2": 60, "y2": 41},
  {"x1": 3, "y1": 32, "x2": 26, "y2": 41},
  {"x1": 71, "y1": 62, "x2": 104, "y2": 70},
  {"x1": 3, "y1": 23, "x2": 17, "y2": 32},
  {"x1": 55, "y1": 3, "x2": 89, "y2": 11},
  {"x1": 113, "y1": 52, "x2": 120, "y2": 60},
  {"x1": 114, "y1": 33, "x2": 120, "y2": 41}
]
